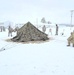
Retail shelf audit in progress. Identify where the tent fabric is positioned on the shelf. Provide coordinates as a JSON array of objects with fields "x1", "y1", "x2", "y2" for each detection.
[{"x1": 11, "y1": 22, "x2": 49, "y2": 42}]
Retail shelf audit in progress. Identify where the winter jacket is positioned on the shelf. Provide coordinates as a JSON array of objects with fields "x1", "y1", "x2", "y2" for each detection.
[{"x1": 67, "y1": 32, "x2": 74, "y2": 44}]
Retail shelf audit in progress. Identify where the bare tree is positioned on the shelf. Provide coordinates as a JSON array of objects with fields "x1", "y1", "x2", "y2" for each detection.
[{"x1": 41, "y1": 17, "x2": 46, "y2": 23}]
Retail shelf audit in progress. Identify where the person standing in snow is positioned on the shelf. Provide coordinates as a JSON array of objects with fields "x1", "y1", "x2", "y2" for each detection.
[
  {"x1": 8, "y1": 25, "x2": 13, "y2": 37},
  {"x1": 67, "y1": 31, "x2": 74, "y2": 47},
  {"x1": 55, "y1": 24, "x2": 59, "y2": 35},
  {"x1": 42, "y1": 25, "x2": 46, "y2": 33},
  {"x1": 49, "y1": 28, "x2": 52, "y2": 35}
]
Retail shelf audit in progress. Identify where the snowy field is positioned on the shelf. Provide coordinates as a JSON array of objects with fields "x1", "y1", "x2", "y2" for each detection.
[{"x1": 0, "y1": 26, "x2": 74, "y2": 75}]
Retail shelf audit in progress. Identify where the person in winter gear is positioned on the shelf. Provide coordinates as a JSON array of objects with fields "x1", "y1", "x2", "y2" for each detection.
[
  {"x1": 8, "y1": 26, "x2": 13, "y2": 37},
  {"x1": 49, "y1": 28, "x2": 52, "y2": 35},
  {"x1": 55, "y1": 24, "x2": 58, "y2": 35},
  {"x1": 42, "y1": 25, "x2": 46, "y2": 33},
  {"x1": 67, "y1": 31, "x2": 74, "y2": 47}
]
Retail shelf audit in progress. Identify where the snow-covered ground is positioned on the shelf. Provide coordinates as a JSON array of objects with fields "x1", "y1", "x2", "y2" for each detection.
[{"x1": 0, "y1": 26, "x2": 74, "y2": 75}]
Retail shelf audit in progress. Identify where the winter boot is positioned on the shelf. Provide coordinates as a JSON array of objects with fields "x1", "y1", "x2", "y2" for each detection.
[
  {"x1": 67, "y1": 42, "x2": 70, "y2": 46},
  {"x1": 67, "y1": 45, "x2": 70, "y2": 46}
]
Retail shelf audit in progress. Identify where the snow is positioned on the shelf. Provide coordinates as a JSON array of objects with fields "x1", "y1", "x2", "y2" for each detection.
[{"x1": 0, "y1": 26, "x2": 74, "y2": 75}]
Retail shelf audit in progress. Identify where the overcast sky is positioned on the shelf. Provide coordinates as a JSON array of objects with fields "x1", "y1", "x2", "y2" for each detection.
[{"x1": 0, "y1": 0, "x2": 74, "y2": 24}]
